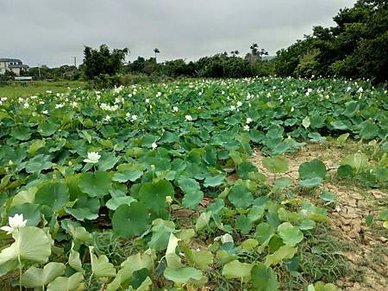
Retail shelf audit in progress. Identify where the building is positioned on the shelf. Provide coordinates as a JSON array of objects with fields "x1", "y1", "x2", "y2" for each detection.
[{"x1": 0, "y1": 58, "x2": 29, "y2": 76}]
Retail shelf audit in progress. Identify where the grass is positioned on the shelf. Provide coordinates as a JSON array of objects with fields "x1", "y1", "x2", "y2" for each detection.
[
  {"x1": 0, "y1": 80, "x2": 85, "y2": 98},
  {"x1": 92, "y1": 231, "x2": 138, "y2": 266},
  {"x1": 281, "y1": 225, "x2": 353, "y2": 290}
]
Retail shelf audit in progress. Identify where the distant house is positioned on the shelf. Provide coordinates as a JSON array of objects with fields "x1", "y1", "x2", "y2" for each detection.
[{"x1": 0, "y1": 58, "x2": 29, "y2": 76}]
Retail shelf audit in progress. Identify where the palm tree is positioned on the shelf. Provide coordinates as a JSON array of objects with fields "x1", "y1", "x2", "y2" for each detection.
[
  {"x1": 248, "y1": 43, "x2": 268, "y2": 60},
  {"x1": 250, "y1": 43, "x2": 259, "y2": 56},
  {"x1": 154, "y1": 48, "x2": 160, "y2": 62}
]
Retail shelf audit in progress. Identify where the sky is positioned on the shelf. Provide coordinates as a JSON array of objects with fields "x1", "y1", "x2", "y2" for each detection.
[{"x1": 0, "y1": 0, "x2": 357, "y2": 67}]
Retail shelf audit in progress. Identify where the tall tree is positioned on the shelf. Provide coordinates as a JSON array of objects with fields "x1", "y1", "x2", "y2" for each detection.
[
  {"x1": 154, "y1": 48, "x2": 160, "y2": 62},
  {"x1": 246, "y1": 43, "x2": 268, "y2": 61},
  {"x1": 275, "y1": 0, "x2": 388, "y2": 82},
  {"x1": 230, "y1": 50, "x2": 239, "y2": 57},
  {"x1": 82, "y1": 44, "x2": 128, "y2": 80}
]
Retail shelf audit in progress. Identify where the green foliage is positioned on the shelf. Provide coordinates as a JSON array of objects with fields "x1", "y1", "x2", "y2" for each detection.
[
  {"x1": 82, "y1": 44, "x2": 129, "y2": 81},
  {"x1": 21, "y1": 262, "x2": 65, "y2": 288},
  {"x1": 35, "y1": 182, "x2": 69, "y2": 211},
  {"x1": 251, "y1": 263, "x2": 279, "y2": 291},
  {"x1": 276, "y1": 0, "x2": 388, "y2": 82},
  {"x1": 263, "y1": 156, "x2": 289, "y2": 174},
  {"x1": 177, "y1": 176, "x2": 203, "y2": 209},
  {"x1": 112, "y1": 203, "x2": 150, "y2": 238},
  {"x1": 299, "y1": 159, "x2": 327, "y2": 187},
  {"x1": 0, "y1": 77, "x2": 385, "y2": 290},
  {"x1": 46, "y1": 272, "x2": 84, "y2": 291},
  {"x1": 164, "y1": 267, "x2": 203, "y2": 284},
  {"x1": 228, "y1": 184, "x2": 254, "y2": 209},
  {"x1": 222, "y1": 260, "x2": 253, "y2": 282},
  {"x1": 0, "y1": 227, "x2": 52, "y2": 268},
  {"x1": 277, "y1": 222, "x2": 304, "y2": 246}
]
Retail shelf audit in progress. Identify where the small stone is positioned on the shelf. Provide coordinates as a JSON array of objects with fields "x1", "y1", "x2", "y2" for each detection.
[{"x1": 378, "y1": 236, "x2": 387, "y2": 243}]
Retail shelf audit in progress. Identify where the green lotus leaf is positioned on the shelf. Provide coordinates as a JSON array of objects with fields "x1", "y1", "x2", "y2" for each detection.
[
  {"x1": 21, "y1": 262, "x2": 65, "y2": 288},
  {"x1": 79, "y1": 171, "x2": 112, "y2": 198},
  {"x1": 35, "y1": 182, "x2": 69, "y2": 211},
  {"x1": 228, "y1": 184, "x2": 253, "y2": 209},
  {"x1": 222, "y1": 260, "x2": 253, "y2": 282},
  {"x1": 251, "y1": 263, "x2": 279, "y2": 291},
  {"x1": 46, "y1": 272, "x2": 84, "y2": 291},
  {"x1": 277, "y1": 222, "x2": 304, "y2": 246},
  {"x1": 112, "y1": 202, "x2": 150, "y2": 238},
  {"x1": 0, "y1": 226, "x2": 51, "y2": 267}
]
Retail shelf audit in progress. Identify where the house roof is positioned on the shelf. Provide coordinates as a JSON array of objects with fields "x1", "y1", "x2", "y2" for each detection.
[
  {"x1": 8, "y1": 64, "x2": 29, "y2": 69},
  {"x1": 0, "y1": 58, "x2": 23, "y2": 63}
]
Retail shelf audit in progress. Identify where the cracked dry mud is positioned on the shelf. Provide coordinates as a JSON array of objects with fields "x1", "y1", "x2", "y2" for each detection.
[{"x1": 251, "y1": 142, "x2": 388, "y2": 291}]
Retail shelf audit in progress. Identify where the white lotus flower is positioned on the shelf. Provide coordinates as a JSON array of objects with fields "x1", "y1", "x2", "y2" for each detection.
[
  {"x1": 185, "y1": 115, "x2": 193, "y2": 121},
  {"x1": 115, "y1": 97, "x2": 123, "y2": 104},
  {"x1": 243, "y1": 124, "x2": 250, "y2": 131},
  {"x1": 83, "y1": 152, "x2": 101, "y2": 164},
  {"x1": 0, "y1": 213, "x2": 27, "y2": 234},
  {"x1": 113, "y1": 86, "x2": 123, "y2": 94},
  {"x1": 246, "y1": 117, "x2": 253, "y2": 124},
  {"x1": 151, "y1": 142, "x2": 158, "y2": 150},
  {"x1": 173, "y1": 106, "x2": 179, "y2": 112},
  {"x1": 165, "y1": 196, "x2": 173, "y2": 204}
]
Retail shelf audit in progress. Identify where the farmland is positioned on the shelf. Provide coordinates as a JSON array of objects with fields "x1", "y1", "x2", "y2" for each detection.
[
  {"x1": 0, "y1": 80, "x2": 85, "y2": 99},
  {"x1": 0, "y1": 77, "x2": 387, "y2": 290}
]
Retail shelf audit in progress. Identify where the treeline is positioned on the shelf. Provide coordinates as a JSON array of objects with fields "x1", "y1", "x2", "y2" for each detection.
[
  {"x1": 81, "y1": 0, "x2": 387, "y2": 87},
  {"x1": 0, "y1": 65, "x2": 80, "y2": 83},
  {"x1": 125, "y1": 48, "x2": 274, "y2": 79},
  {"x1": 276, "y1": 0, "x2": 388, "y2": 83},
  {"x1": 80, "y1": 43, "x2": 276, "y2": 88}
]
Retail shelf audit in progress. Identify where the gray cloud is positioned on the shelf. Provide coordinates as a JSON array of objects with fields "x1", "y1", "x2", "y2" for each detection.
[{"x1": 0, "y1": 0, "x2": 357, "y2": 67}]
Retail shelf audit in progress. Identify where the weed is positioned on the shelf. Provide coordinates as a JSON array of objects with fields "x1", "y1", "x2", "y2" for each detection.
[
  {"x1": 283, "y1": 225, "x2": 352, "y2": 289},
  {"x1": 92, "y1": 230, "x2": 138, "y2": 266}
]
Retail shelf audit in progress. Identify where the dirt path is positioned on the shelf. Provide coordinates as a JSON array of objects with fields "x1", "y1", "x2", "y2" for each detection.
[{"x1": 251, "y1": 142, "x2": 388, "y2": 290}]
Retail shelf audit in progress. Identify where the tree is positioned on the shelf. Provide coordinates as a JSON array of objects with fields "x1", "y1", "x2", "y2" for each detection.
[
  {"x1": 82, "y1": 44, "x2": 129, "y2": 80},
  {"x1": 128, "y1": 57, "x2": 146, "y2": 73},
  {"x1": 154, "y1": 48, "x2": 160, "y2": 62},
  {"x1": 230, "y1": 50, "x2": 239, "y2": 57},
  {"x1": 275, "y1": 0, "x2": 388, "y2": 82},
  {"x1": 246, "y1": 43, "x2": 268, "y2": 61}
]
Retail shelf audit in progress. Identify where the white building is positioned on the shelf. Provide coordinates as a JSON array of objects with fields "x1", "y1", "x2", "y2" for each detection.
[{"x1": 0, "y1": 58, "x2": 29, "y2": 76}]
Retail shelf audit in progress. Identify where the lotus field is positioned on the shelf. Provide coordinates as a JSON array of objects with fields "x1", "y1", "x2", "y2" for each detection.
[{"x1": 0, "y1": 77, "x2": 387, "y2": 290}]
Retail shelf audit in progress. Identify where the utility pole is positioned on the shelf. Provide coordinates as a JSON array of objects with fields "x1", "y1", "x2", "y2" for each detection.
[
  {"x1": 73, "y1": 57, "x2": 77, "y2": 67},
  {"x1": 38, "y1": 64, "x2": 41, "y2": 79}
]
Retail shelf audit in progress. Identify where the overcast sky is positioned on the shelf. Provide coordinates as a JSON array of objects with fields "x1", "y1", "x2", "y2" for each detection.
[{"x1": 0, "y1": 0, "x2": 357, "y2": 67}]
